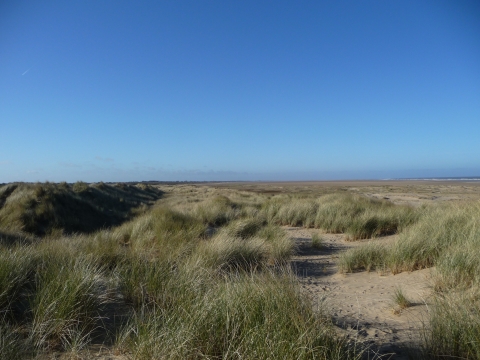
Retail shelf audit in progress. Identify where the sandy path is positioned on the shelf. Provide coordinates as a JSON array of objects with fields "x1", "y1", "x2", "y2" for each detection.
[{"x1": 288, "y1": 227, "x2": 433, "y2": 359}]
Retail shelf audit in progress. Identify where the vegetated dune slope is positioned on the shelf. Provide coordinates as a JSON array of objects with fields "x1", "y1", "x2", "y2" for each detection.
[{"x1": 0, "y1": 182, "x2": 163, "y2": 237}]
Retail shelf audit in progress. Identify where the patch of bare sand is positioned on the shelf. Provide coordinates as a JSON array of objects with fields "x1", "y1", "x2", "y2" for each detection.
[{"x1": 287, "y1": 227, "x2": 433, "y2": 359}]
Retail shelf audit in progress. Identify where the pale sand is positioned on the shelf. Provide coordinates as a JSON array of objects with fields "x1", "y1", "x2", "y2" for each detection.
[{"x1": 288, "y1": 227, "x2": 433, "y2": 359}]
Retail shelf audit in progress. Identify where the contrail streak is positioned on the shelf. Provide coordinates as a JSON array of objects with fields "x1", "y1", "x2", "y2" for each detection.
[{"x1": 22, "y1": 68, "x2": 31, "y2": 75}]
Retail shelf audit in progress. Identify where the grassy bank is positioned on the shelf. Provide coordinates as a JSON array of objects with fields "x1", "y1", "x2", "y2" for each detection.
[
  {"x1": 0, "y1": 182, "x2": 359, "y2": 359},
  {"x1": 0, "y1": 182, "x2": 163, "y2": 236}
]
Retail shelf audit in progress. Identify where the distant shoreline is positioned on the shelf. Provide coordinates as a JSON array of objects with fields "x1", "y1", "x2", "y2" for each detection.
[
  {"x1": 389, "y1": 177, "x2": 480, "y2": 182},
  {"x1": 2, "y1": 177, "x2": 480, "y2": 186}
]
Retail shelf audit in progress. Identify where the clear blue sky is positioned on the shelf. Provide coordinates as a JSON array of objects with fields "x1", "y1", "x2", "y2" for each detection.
[{"x1": 1, "y1": 1, "x2": 479, "y2": 182}]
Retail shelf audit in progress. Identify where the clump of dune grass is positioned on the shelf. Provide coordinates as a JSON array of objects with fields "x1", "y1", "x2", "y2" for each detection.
[
  {"x1": 262, "y1": 193, "x2": 417, "y2": 240},
  {"x1": 200, "y1": 220, "x2": 294, "y2": 269},
  {"x1": 30, "y1": 255, "x2": 108, "y2": 351},
  {"x1": 338, "y1": 202, "x2": 480, "y2": 275},
  {"x1": 258, "y1": 225, "x2": 294, "y2": 263},
  {"x1": 114, "y1": 206, "x2": 205, "y2": 261},
  {"x1": 269, "y1": 198, "x2": 318, "y2": 227},
  {"x1": 194, "y1": 195, "x2": 238, "y2": 226},
  {"x1": 72, "y1": 181, "x2": 89, "y2": 193},
  {"x1": 338, "y1": 241, "x2": 388, "y2": 273},
  {"x1": 117, "y1": 255, "x2": 198, "y2": 310},
  {"x1": 423, "y1": 291, "x2": 480, "y2": 359},
  {"x1": 312, "y1": 233, "x2": 323, "y2": 249},
  {"x1": 399, "y1": 203, "x2": 480, "y2": 275},
  {"x1": 434, "y1": 244, "x2": 480, "y2": 291},
  {"x1": 315, "y1": 194, "x2": 417, "y2": 239},
  {"x1": 0, "y1": 248, "x2": 35, "y2": 319},
  {"x1": 392, "y1": 286, "x2": 412, "y2": 310},
  {"x1": 77, "y1": 231, "x2": 128, "y2": 270},
  {"x1": 194, "y1": 234, "x2": 267, "y2": 271},
  {"x1": 222, "y1": 217, "x2": 265, "y2": 239},
  {"x1": 117, "y1": 270, "x2": 360, "y2": 360}
]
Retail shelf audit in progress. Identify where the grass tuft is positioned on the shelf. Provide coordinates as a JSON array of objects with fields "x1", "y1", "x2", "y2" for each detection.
[
  {"x1": 392, "y1": 286, "x2": 412, "y2": 310},
  {"x1": 338, "y1": 241, "x2": 388, "y2": 273},
  {"x1": 424, "y1": 291, "x2": 480, "y2": 359},
  {"x1": 30, "y1": 255, "x2": 108, "y2": 351},
  {"x1": 312, "y1": 233, "x2": 323, "y2": 249}
]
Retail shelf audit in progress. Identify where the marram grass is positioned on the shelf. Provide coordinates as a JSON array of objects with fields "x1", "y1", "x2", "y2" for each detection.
[
  {"x1": 0, "y1": 182, "x2": 361, "y2": 359},
  {"x1": 117, "y1": 270, "x2": 359, "y2": 360},
  {"x1": 5, "y1": 182, "x2": 480, "y2": 359}
]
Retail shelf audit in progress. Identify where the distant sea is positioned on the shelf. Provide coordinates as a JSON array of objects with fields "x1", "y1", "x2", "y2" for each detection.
[{"x1": 388, "y1": 177, "x2": 480, "y2": 182}]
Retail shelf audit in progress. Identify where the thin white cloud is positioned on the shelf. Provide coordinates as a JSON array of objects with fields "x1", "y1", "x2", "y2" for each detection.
[{"x1": 22, "y1": 68, "x2": 32, "y2": 76}]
